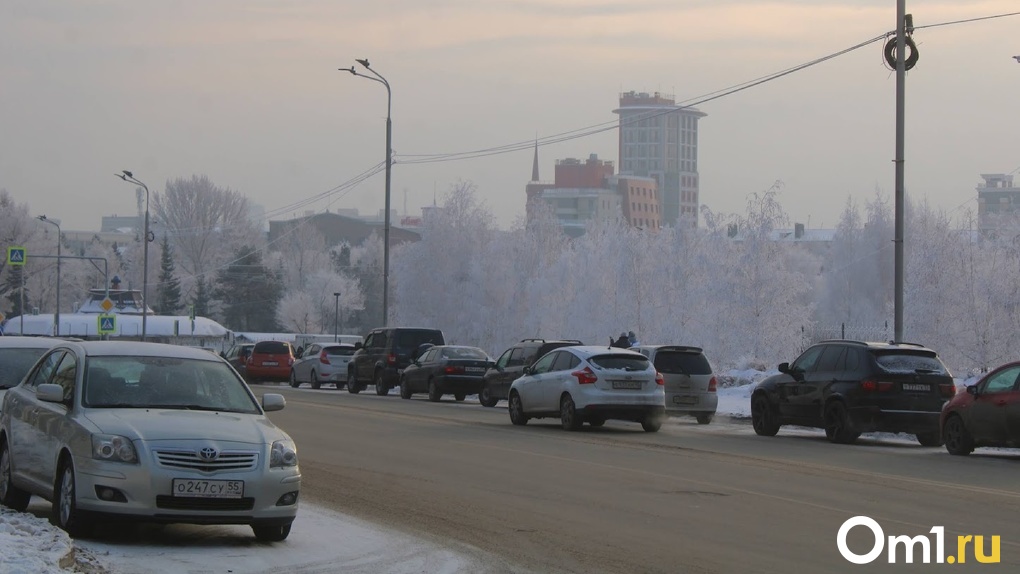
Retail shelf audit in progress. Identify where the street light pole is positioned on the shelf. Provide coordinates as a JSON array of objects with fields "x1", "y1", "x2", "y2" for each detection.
[
  {"x1": 333, "y1": 292, "x2": 341, "y2": 343},
  {"x1": 116, "y1": 170, "x2": 152, "y2": 341},
  {"x1": 36, "y1": 215, "x2": 61, "y2": 336},
  {"x1": 342, "y1": 59, "x2": 392, "y2": 327}
]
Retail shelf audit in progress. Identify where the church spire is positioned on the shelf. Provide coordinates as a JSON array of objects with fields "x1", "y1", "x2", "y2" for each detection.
[{"x1": 531, "y1": 138, "x2": 540, "y2": 182}]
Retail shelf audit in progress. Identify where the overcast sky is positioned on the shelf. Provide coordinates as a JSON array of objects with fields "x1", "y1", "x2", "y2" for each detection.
[{"x1": 2, "y1": 1, "x2": 1018, "y2": 232}]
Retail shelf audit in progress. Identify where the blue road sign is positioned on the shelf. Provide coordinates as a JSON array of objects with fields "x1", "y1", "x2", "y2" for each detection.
[
  {"x1": 7, "y1": 246, "x2": 26, "y2": 266},
  {"x1": 98, "y1": 315, "x2": 116, "y2": 334}
]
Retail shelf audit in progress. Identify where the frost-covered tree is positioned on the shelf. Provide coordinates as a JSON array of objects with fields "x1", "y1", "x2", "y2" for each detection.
[{"x1": 154, "y1": 235, "x2": 182, "y2": 315}]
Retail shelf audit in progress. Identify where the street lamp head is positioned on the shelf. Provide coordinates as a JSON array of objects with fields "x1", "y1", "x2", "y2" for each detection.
[
  {"x1": 37, "y1": 215, "x2": 46, "y2": 221},
  {"x1": 340, "y1": 66, "x2": 356, "y2": 75},
  {"x1": 355, "y1": 58, "x2": 370, "y2": 68},
  {"x1": 334, "y1": 292, "x2": 341, "y2": 297},
  {"x1": 122, "y1": 170, "x2": 133, "y2": 178}
]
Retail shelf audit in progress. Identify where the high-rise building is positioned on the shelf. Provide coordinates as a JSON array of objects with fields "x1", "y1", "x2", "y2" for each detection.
[
  {"x1": 977, "y1": 173, "x2": 1020, "y2": 237},
  {"x1": 613, "y1": 91, "x2": 706, "y2": 227}
]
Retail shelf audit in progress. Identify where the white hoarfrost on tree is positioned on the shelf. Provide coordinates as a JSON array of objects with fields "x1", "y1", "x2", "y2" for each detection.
[{"x1": 276, "y1": 271, "x2": 364, "y2": 334}]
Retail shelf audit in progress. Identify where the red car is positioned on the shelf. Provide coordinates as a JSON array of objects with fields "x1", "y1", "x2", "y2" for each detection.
[
  {"x1": 941, "y1": 362, "x2": 1020, "y2": 455},
  {"x1": 245, "y1": 340, "x2": 295, "y2": 383}
]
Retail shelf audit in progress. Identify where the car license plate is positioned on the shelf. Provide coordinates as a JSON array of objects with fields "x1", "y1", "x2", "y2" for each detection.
[
  {"x1": 612, "y1": 380, "x2": 642, "y2": 390},
  {"x1": 465, "y1": 367, "x2": 485, "y2": 373},
  {"x1": 262, "y1": 361, "x2": 278, "y2": 366},
  {"x1": 673, "y1": 395, "x2": 698, "y2": 405},
  {"x1": 902, "y1": 383, "x2": 929, "y2": 392},
  {"x1": 172, "y1": 479, "x2": 244, "y2": 498}
]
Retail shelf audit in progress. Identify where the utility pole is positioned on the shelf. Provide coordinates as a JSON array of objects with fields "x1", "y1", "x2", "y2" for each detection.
[{"x1": 893, "y1": 0, "x2": 909, "y2": 342}]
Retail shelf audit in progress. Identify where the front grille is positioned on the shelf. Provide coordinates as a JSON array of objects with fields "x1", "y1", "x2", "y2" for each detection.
[
  {"x1": 156, "y1": 495, "x2": 255, "y2": 511},
  {"x1": 155, "y1": 449, "x2": 259, "y2": 472}
]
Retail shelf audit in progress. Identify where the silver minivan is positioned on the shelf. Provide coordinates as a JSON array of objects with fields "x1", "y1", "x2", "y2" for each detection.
[{"x1": 630, "y1": 345, "x2": 718, "y2": 424}]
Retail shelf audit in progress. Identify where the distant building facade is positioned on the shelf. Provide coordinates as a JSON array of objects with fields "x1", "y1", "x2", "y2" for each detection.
[
  {"x1": 613, "y1": 91, "x2": 706, "y2": 228},
  {"x1": 267, "y1": 211, "x2": 421, "y2": 249},
  {"x1": 976, "y1": 173, "x2": 1020, "y2": 237}
]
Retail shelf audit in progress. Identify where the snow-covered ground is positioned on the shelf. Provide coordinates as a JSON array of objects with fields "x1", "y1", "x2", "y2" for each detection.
[{"x1": 0, "y1": 370, "x2": 991, "y2": 573}]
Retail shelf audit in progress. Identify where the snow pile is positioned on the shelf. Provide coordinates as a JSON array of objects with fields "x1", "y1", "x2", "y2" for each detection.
[{"x1": 0, "y1": 506, "x2": 73, "y2": 573}]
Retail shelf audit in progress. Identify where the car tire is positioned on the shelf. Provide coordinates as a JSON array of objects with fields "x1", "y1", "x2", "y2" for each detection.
[
  {"x1": 454, "y1": 393, "x2": 466, "y2": 402},
  {"x1": 400, "y1": 378, "x2": 412, "y2": 399},
  {"x1": 53, "y1": 458, "x2": 91, "y2": 537},
  {"x1": 508, "y1": 391, "x2": 529, "y2": 426},
  {"x1": 824, "y1": 401, "x2": 860, "y2": 444},
  {"x1": 587, "y1": 416, "x2": 606, "y2": 427},
  {"x1": 289, "y1": 370, "x2": 300, "y2": 388},
  {"x1": 560, "y1": 395, "x2": 582, "y2": 431},
  {"x1": 943, "y1": 415, "x2": 974, "y2": 456},
  {"x1": 641, "y1": 414, "x2": 662, "y2": 433},
  {"x1": 696, "y1": 413, "x2": 714, "y2": 425},
  {"x1": 428, "y1": 380, "x2": 442, "y2": 402},
  {"x1": 310, "y1": 371, "x2": 321, "y2": 390},
  {"x1": 0, "y1": 439, "x2": 31, "y2": 512},
  {"x1": 915, "y1": 430, "x2": 943, "y2": 447},
  {"x1": 478, "y1": 384, "x2": 498, "y2": 408},
  {"x1": 751, "y1": 394, "x2": 781, "y2": 437},
  {"x1": 253, "y1": 521, "x2": 292, "y2": 542},
  {"x1": 347, "y1": 369, "x2": 361, "y2": 394},
  {"x1": 374, "y1": 371, "x2": 389, "y2": 396}
]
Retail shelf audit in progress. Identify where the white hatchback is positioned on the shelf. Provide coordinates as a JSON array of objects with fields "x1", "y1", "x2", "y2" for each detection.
[
  {"x1": 507, "y1": 346, "x2": 666, "y2": 432},
  {"x1": 0, "y1": 341, "x2": 300, "y2": 541}
]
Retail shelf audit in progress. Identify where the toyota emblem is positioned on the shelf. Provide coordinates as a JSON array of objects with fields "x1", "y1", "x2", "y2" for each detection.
[{"x1": 198, "y1": 447, "x2": 218, "y2": 461}]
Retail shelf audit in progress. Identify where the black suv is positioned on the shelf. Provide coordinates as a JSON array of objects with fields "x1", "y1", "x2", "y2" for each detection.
[
  {"x1": 751, "y1": 340, "x2": 955, "y2": 445},
  {"x1": 478, "y1": 338, "x2": 583, "y2": 407},
  {"x1": 347, "y1": 327, "x2": 446, "y2": 395}
]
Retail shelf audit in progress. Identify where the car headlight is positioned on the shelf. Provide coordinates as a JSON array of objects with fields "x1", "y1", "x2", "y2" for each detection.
[
  {"x1": 270, "y1": 440, "x2": 298, "y2": 468},
  {"x1": 92, "y1": 434, "x2": 138, "y2": 464}
]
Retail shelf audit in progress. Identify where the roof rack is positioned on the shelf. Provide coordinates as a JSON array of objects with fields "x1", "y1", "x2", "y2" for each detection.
[{"x1": 816, "y1": 339, "x2": 867, "y2": 346}]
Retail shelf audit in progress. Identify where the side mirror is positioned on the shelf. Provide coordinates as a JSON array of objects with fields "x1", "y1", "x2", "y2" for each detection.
[
  {"x1": 778, "y1": 362, "x2": 790, "y2": 374},
  {"x1": 37, "y1": 383, "x2": 66, "y2": 404},
  {"x1": 262, "y1": 393, "x2": 286, "y2": 412},
  {"x1": 966, "y1": 385, "x2": 979, "y2": 397},
  {"x1": 523, "y1": 366, "x2": 532, "y2": 376},
  {"x1": 354, "y1": 342, "x2": 363, "y2": 350},
  {"x1": 219, "y1": 351, "x2": 227, "y2": 359}
]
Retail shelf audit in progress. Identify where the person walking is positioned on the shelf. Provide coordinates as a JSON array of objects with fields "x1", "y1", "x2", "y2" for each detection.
[{"x1": 627, "y1": 330, "x2": 640, "y2": 346}]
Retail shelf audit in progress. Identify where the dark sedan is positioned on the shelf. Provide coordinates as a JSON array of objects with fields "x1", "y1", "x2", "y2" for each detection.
[
  {"x1": 941, "y1": 362, "x2": 1020, "y2": 455},
  {"x1": 399, "y1": 345, "x2": 493, "y2": 402}
]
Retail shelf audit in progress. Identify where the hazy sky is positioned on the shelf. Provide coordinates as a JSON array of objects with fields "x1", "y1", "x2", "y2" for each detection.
[{"x1": 2, "y1": 1, "x2": 1018, "y2": 232}]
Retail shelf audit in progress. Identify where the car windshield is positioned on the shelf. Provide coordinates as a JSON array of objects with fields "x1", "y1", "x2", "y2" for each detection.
[
  {"x1": 325, "y1": 346, "x2": 355, "y2": 356},
  {"x1": 254, "y1": 342, "x2": 290, "y2": 354},
  {"x1": 0, "y1": 347, "x2": 50, "y2": 389},
  {"x1": 441, "y1": 347, "x2": 488, "y2": 360},
  {"x1": 395, "y1": 330, "x2": 444, "y2": 350},
  {"x1": 654, "y1": 351, "x2": 712, "y2": 375},
  {"x1": 588, "y1": 354, "x2": 650, "y2": 372},
  {"x1": 84, "y1": 356, "x2": 261, "y2": 413},
  {"x1": 873, "y1": 352, "x2": 948, "y2": 374}
]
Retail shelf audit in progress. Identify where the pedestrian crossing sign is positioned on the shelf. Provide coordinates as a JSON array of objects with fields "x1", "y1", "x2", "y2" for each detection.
[
  {"x1": 98, "y1": 314, "x2": 116, "y2": 335},
  {"x1": 7, "y1": 246, "x2": 26, "y2": 266}
]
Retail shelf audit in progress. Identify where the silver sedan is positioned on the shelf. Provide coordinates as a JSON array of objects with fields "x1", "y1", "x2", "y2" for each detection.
[{"x1": 0, "y1": 341, "x2": 300, "y2": 541}]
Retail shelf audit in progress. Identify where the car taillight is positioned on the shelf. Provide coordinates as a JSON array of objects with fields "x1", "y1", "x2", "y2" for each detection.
[
  {"x1": 707, "y1": 376, "x2": 717, "y2": 392},
  {"x1": 571, "y1": 367, "x2": 597, "y2": 385},
  {"x1": 444, "y1": 365, "x2": 464, "y2": 374},
  {"x1": 287, "y1": 356, "x2": 294, "y2": 366},
  {"x1": 655, "y1": 372, "x2": 664, "y2": 386},
  {"x1": 861, "y1": 380, "x2": 893, "y2": 392},
  {"x1": 939, "y1": 383, "x2": 956, "y2": 398},
  {"x1": 320, "y1": 351, "x2": 330, "y2": 365},
  {"x1": 387, "y1": 353, "x2": 396, "y2": 365}
]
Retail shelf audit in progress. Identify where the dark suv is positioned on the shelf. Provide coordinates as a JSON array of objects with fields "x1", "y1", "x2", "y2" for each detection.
[
  {"x1": 478, "y1": 338, "x2": 583, "y2": 407},
  {"x1": 347, "y1": 327, "x2": 446, "y2": 395},
  {"x1": 751, "y1": 340, "x2": 955, "y2": 445}
]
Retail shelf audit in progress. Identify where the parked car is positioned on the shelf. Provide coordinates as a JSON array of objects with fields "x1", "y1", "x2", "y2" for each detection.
[
  {"x1": 0, "y1": 341, "x2": 300, "y2": 541},
  {"x1": 245, "y1": 340, "x2": 295, "y2": 383},
  {"x1": 0, "y1": 336, "x2": 64, "y2": 402},
  {"x1": 479, "y1": 339, "x2": 583, "y2": 407},
  {"x1": 347, "y1": 327, "x2": 445, "y2": 396},
  {"x1": 941, "y1": 362, "x2": 1020, "y2": 455},
  {"x1": 508, "y1": 346, "x2": 665, "y2": 432},
  {"x1": 290, "y1": 343, "x2": 356, "y2": 389},
  {"x1": 750, "y1": 340, "x2": 956, "y2": 445},
  {"x1": 399, "y1": 345, "x2": 494, "y2": 402},
  {"x1": 630, "y1": 345, "x2": 717, "y2": 424},
  {"x1": 221, "y1": 343, "x2": 254, "y2": 378}
]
